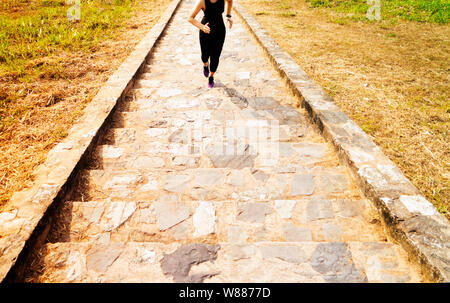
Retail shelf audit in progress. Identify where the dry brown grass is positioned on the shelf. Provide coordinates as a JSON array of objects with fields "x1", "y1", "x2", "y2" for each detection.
[
  {"x1": 241, "y1": 0, "x2": 449, "y2": 218},
  {"x1": 0, "y1": 0, "x2": 169, "y2": 210}
]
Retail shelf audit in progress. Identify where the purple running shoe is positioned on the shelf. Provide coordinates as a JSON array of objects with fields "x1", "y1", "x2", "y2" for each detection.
[
  {"x1": 203, "y1": 64, "x2": 209, "y2": 77},
  {"x1": 208, "y1": 76, "x2": 214, "y2": 88}
]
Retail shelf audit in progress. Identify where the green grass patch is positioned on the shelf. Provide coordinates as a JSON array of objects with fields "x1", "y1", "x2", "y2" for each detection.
[
  {"x1": 0, "y1": 0, "x2": 138, "y2": 129},
  {"x1": 306, "y1": 0, "x2": 450, "y2": 23},
  {"x1": 0, "y1": 0, "x2": 136, "y2": 82}
]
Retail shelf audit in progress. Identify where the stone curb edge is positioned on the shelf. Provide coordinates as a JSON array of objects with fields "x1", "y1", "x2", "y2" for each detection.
[
  {"x1": 234, "y1": 2, "x2": 449, "y2": 282},
  {"x1": 0, "y1": 0, "x2": 183, "y2": 282}
]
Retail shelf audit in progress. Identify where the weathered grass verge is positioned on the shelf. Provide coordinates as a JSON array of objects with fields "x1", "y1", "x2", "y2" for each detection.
[
  {"x1": 0, "y1": 0, "x2": 169, "y2": 209},
  {"x1": 241, "y1": 0, "x2": 449, "y2": 219}
]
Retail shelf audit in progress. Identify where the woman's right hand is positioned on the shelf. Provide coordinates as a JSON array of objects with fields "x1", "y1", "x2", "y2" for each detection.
[{"x1": 202, "y1": 22, "x2": 210, "y2": 34}]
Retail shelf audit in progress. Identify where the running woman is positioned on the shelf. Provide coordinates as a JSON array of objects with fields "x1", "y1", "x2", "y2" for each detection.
[{"x1": 188, "y1": 0, "x2": 233, "y2": 88}]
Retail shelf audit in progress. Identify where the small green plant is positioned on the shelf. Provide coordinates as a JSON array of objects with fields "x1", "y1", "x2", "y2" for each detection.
[
  {"x1": 331, "y1": 17, "x2": 349, "y2": 24},
  {"x1": 280, "y1": 11, "x2": 297, "y2": 17},
  {"x1": 361, "y1": 119, "x2": 380, "y2": 134}
]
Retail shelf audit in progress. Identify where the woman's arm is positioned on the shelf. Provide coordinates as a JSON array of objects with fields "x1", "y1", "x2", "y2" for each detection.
[
  {"x1": 188, "y1": 0, "x2": 210, "y2": 34},
  {"x1": 225, "y1": 0, "x2": 233, "y2": 16},
  {"x1": 225, "y1": 0, "x2": 233, "y2": 29}
]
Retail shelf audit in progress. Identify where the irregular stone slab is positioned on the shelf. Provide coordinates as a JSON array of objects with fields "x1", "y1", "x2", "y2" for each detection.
[
  {"x1": 227, "y1": 170, "x2": 245, "y2": 187},
  {"x1": 193, "y1": 202, "x2": 216, "y2": 237},
  {"x1": 109, "y1": 129, "x2": 136, "y2": 144},
  {"x1": 100, "y1": 146, "x2": 123, "y2": 159},
  {"x1": 274, "y1": 200, "x2": 297, "y2": 219},
  {"x1": 172, "y1": 156, "x2": 199, "y2": 167},
  {"x1": 292, "y1": 143, "x2": 327, "y2": 158},
  {"x1": 139, "y1": 207, "x2": 155, "y2": 224},
  {"x1": 251, "y1": 169, "x2": 269, "y2": 183},
  {"x1": 145, "y1": 128, "x2": 168, "y2": 137},
  {"x1": 103, "y1": 174, "x2": 141, "y2": 190},
  {"x1": 237, "y1": 203, "x2": 272, "y2": 223},
  {"x1": 168, "y1": 129, "x2": 188, "y2": 143},
  {"x1": 178, "y1": 57, "x2": 191, "y2": 66},
  {"x1": 321, "y1": 222, "x2": 343, "y2": 241},
  {"x1": 259, "y1": 245, "x2": 307, "y2": 264},
  {"x1": 272, "y1": 105, "x2": 302, "y2": 124},
  {"x1": 228, "y1": 245, "x2": 255, "y2": 261},
  {"x1": 171, "y1": 220, "x2": 190, "y2": 240},
  {"x1": 195, "y1": 169, "x2": 223, "y2": 187},
  {"x1": 204, "y1": 97, "x2": 222, "y2": 109},
  {"x1": 165, "y1": 97, "x2": 200, "y2": 109},
  {"x1": 310, "y1": 242, "x2": 367, "y2": 282},
  {"x1": 104, "y1": 202, "x2": 137, "y2": 231},
  {"x1": 236, "y1": 71, "x2": 251, "y2": 80},
  {"x1": 157, "y1": 87, "x2": 182, "y2": 98},
  {"x1": 153, "y1": 201, "x2": 190, "y2": 231},
  {"x1": 136, "y1": 79, "x2": 161, "y2": 88},
  {"x1": 79, "y1": 205, "x2": 104, "y2": 224},
  {"x1": 291, "y1": 174, "x2": 314, "y2": 196},
  {"x1": 247, "y1": 97, "x2": 278, "y2": 110},
  {"x1": 227, "y1": 225, "x2": 248, "y2": 244},
  {"x1": 318, "y1": 175, "x2": 349, "y2": 193},
  {"x1": 307, "y1": 199, "x2": 334, "y2": 222},
  {"x1": 135, "y1": 247, "x2": 156, "y2": 264},
  {"x1": 93, "y1": 234, "x2": 110, "y2": 245},
  {"x1": 132, "y1": 156, "x2": 165, "y2": 169},
  {"x1": 284, "y1": 223, "x2": 312, "y2": 242},
  {"x1": 140, "y1": 177, "x2": 158, "y2": 191},
  {"x1": 161, "y1": 244, "x2": 220, "y2": 282},
  {"x1": 234, "y1": 79, "x2": 250, "y2": 87},
  {"x1": 279, "y1": 143, "x2": 296, "y2": 157},
  {"x1": 336, "y1": 200, "x2": 364, "y2": 217},
  {"x1": 206, "y1": 143, "x2": 257, "y2": 169},
  {"x1": 86, "y1": 244, "x2": 125, "y2": 273},
  {"x1": 164, "y1": 174, "x2": 191, "y2": 193}
]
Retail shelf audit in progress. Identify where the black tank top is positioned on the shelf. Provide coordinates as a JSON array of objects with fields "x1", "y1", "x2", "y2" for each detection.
[{"x1": 203, "y1": 0, "x2": 224, "y2": 20}]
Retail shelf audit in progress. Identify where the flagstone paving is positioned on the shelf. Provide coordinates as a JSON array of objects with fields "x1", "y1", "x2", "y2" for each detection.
[{"x1": 23, "y1": 0, "x2": 423, "y2": 282}]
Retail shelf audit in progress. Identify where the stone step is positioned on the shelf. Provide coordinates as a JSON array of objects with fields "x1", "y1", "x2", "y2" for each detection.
[
  {"x1": 110, "y1": 101, "x2": 308, "y2": 129},
  {"x1": 24, "y1": 241, "x2": 420, "y2": 282},
  {"x1": 47, "y1": 200, "x2": 385, "y2": 244},
  {"x1": 91, "y1": 140, "x2": 339, "y2": 170},
  {"x1": 102, "y1": 124, "x2": 309, "y2": 146},
  {"x1": 71, "y1": 166, "x2": 356, "y2": 202}
]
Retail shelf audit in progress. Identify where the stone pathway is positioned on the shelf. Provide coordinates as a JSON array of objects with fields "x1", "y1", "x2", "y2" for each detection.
[{"x1": 24, "y1": 0, "x2": 422, "y2": 282}]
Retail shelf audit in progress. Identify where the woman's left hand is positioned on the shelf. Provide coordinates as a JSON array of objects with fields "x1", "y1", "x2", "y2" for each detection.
[{"x1": 226, "y1": 17, "x2": 233, "y2": 29}]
